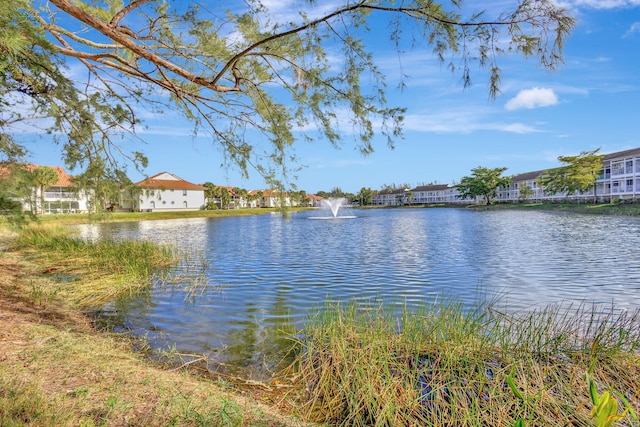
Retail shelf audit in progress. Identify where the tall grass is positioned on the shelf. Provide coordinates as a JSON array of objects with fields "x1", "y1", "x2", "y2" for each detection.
[
  {"x1": 11, "y1": 225, "x2": 176, "y2": 308},
  {"x1": 286, "y1": 300, "x2": 640, "y2": 426}
]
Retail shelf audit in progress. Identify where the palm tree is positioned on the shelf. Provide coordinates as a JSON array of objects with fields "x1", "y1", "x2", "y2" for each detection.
[{"x1": 31, "y1": 167, "x2": 58, "y2": 214}]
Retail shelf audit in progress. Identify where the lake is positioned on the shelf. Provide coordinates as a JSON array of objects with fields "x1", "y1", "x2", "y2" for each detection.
[{"x1": 78, "y1": 208, "x2": 640, "y2": 378}]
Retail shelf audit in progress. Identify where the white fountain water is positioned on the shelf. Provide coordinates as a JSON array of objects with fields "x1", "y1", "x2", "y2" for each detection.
[
  {"x1": 310, "y1": 197, "x2": 356, "y2": 220},
  {"x1": 321, "y1": 197, "x2": 346, "y2": 217}
]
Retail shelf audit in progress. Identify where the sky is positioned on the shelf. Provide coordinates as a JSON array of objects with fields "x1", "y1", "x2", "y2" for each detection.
[{"x1": 20, "y1": 0, "x2": 640, "y2": 195}]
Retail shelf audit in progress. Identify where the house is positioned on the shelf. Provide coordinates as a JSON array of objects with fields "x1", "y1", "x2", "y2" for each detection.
[
  {"x1": 306, "y1": 194, "x2": 323, "y2": 207},
  {"x1": 411, "y1": 184, "x2": 452, "y2": 204},
  {"x1": 246, "y1": 189, "x2": 298, "y2": 208},
  {"x1": 123, "y1": 172, "x2": 205, "y2": 212},
  {"x1": 496, "y1": 148, "x2": 640, "y2": 203},
  {"x1": 372, "y1": 188, "x2": 408, "y2": 206},
  {"x1": 205, "y1": 185, "x2": 250, "y2": 209},
  {"x1": 0, "y1": 164, "x2": 91, "y2": 214},
  {"x1": 496, "y1": 170, "x2": 546, "y2": 203}
]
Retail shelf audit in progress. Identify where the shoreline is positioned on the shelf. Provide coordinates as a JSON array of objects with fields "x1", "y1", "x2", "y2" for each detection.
[{"x1": 0, "y1": 226, "x2": 312, "y2": 426}]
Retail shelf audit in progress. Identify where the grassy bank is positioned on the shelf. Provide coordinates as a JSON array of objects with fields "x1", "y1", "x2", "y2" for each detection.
[
  {"x1": 36, "y1": 207, "x2": 310, "y2": 225},
  {"x1": 0, "y1": 225, "x2": 310, "y2": 426},
  {"x1": 470, "y1": 202, "x2": 640, "y2": 216},
  {"x1": 284, "y1": 301, "x2": 640, "y2": 426}
]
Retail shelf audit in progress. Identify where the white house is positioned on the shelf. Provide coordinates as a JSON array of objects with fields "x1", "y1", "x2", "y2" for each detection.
[
  {"x1": 411, "y1": 184, "x2": 452, "y2": 204},
  {"x1": 1, "y1": 164, "x2": 91, "y2": 214},
  {"x1": 496, "y1": 148, "x2": 640, "y2": 203},
  {"x1": 124, "y1": 172, "x2": 205, "y2": 212}
]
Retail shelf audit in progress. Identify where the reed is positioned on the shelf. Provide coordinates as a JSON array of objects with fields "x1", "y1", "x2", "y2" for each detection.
[
  {"x1": 286, "y1": 299, "x2": 640, "y2": 426},
  {"x1": 10, "y1": 225, "x2": 177, "y2": 308}
]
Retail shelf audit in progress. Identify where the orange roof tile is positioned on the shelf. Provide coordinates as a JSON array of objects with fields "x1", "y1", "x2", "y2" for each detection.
[
  {"x1": 0, "y1": 164, "x2": 75, "y2": 187},
  {"x1": 134, "y1": 172, "x2": 205, "y2": 191}
]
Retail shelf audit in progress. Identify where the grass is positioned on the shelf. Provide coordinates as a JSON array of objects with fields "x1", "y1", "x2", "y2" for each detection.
[
  {"x1": 284, "y1": 300, "x2": 640, "y2": 426},
  {"x1": 472, "y1": 202, "x2": 640, "y2": 216},
  {"x1": 9, "y1": 224, "x2": 177, "y2": 308},
  {"x1": 35, "y1": 207, "x2": 310, "y2": 225},
  {"x1": 0, "y1": 223, "x2": 310, "y2": 426},
  {"x1": 0, "y1": 323, "x2": 307, "y2": 427}
]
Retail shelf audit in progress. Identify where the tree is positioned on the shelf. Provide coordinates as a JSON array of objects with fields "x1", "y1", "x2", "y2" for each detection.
[
  {"x1": 232, "y1": 187, "x2": 249, "y2": 208},
  {"x1": 457, "y1": 166, "x2": 510, "y2": 205},
  {"x1": 31, "y1": 167, "x2": 59, "y2": 214},
  {"x1": 518, "y1": 183, "x2": 535, "y2": 202},
  {"x1": 356, "y1": 187, "x2": 375, "y2": 206},
  {"x1": 536, "y1": 149, "x2": 605, "y2": 203},
  {"x1": 1, "y1": 1, "x2": 146, "y2": 182},
  {"x1": 381, "y1": 183, "x2": 412, "y2": 192},
  {"x1": 328, "y1": 188, "x2": 346, "y2": 198},
  {"x1": 1, "y1": 0, "x2": 575, "y2": 190}
]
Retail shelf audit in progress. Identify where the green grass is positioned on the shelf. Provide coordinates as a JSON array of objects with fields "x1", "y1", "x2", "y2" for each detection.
[
  {"x1": 9, "y1": 225, "x2": 177, "y2": 308},
  {"x1": 473, "y1": 202, "x2": 640, "y2": 216},
  {"x1": 285, "y1": 300, "x2": 640, "y2": 426},
  {"x1": 34, "y1": 207, "x2": 311, "y2": 225}
]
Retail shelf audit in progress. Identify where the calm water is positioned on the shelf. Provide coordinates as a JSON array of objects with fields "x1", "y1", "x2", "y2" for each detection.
[{"x1": 79, "y1": 208, "x2": 640, "y2": 377}]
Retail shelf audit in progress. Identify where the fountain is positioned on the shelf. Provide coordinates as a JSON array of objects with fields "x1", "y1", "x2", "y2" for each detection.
[{"x1": 310, "y1": 197, "x2": 356, "y2": 220}]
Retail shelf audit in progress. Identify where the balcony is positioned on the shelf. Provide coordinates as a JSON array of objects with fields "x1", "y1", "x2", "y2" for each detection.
[{"x1": 44, "y1": 191, "x2": 77, "y2": 200}]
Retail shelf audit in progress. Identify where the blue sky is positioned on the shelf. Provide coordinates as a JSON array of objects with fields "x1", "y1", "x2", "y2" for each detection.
[{"x1": 21, "y1": 0, "x2": 640, "y2": 194}]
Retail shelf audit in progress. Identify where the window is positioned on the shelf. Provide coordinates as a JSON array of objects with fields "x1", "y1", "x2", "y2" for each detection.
[
  {"x1": 183, "y1": 190, "x2": 187, "y2": 196},
  {"x1": 626, "y1": 160, "x2": 634, "y2": 174},
  {"x1": 612, "y1": 161, "x2": 624, "y2": 176},
  {"x1": 612, "y1": 181, "x2": 620, "y2": 193}
]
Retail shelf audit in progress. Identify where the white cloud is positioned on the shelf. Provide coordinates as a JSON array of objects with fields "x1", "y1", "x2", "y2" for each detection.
[
  {"x1": 500, "y1": 123, "x2": 539, "y2": 134},
  {"x1": 401, "y1": 110, "x2": 543, "y2": 134},
  {"x1": 624, "y1": 22, "x2": 640, "y2": 37},
  {"x1": 504, "y1": 87, "x2": 559, "y2": 111},
  {"x1": 569, "y1": 0, "x2": 640, "y2": 8}
]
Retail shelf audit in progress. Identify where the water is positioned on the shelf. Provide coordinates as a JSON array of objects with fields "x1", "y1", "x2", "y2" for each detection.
[{"x1": 79, "y1": 208, "x2": 640, "y2": 377}]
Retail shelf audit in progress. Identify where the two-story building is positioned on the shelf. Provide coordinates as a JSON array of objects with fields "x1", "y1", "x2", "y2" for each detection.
[
  {"x1": 496, "y1": 148, "x2": 640, "y2": 203},
  {"x1": 123, "y1": 172, "x2": 206, "y2": 212},
  {"x1": 1, "y1": 164, "x2": 91, "y2": 213}
]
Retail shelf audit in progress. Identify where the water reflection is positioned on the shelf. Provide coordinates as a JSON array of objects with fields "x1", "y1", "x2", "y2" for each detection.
[{"x1": 82, "y1": 209, "x2": 640, "y2": 378}]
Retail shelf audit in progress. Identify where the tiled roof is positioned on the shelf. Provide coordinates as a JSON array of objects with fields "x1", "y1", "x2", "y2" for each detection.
[
  {"x1": 602, "y1": 147, "x2": 640, "y2": 161},
  {"x1": 0, "y1": 164, "x2": 75, "y2": 187},
  {"x1": 134, "y1": 172, "x2": 205, "y2": 190},
  {"x1": 378, "y1": 188, "x2": 409, "y2": 195},
  {"x1": 510, "y1": 170, "x2": 546, "y2": 182},
  {"x1": 412, "y1": 184, "x2": 450, "y2": 192}
]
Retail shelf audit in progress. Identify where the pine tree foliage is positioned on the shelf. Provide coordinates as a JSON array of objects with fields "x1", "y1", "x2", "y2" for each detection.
[{"x1": 1, "y1": 0, "x2": 575, "y2": 189}]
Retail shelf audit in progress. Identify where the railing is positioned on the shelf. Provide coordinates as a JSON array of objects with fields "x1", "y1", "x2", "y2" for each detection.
[{"x1": 44, "y1": 191, "x2": 76, "y2": 200}]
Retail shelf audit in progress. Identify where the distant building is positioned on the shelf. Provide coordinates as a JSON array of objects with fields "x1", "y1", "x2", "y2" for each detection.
[
  {"x1": 371, "y1": 148, "x2": 640, "y2": 206},
  {"x1": 122, "y1": 172, "x2": 205, "y2": 212},
  {"x1": 0, "y1": 164, "x2": 91, "y2": 213},
  {"x1": 497, "y1": 148, "x2": 640, "y2": 203}
]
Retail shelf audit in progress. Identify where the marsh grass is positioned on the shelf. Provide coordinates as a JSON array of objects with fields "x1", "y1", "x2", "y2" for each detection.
[
  {"x1": 286, "y1": 300, "x2": 640, "y2": 426},
  {"x1": 10, "y1": 225, "x2": 177, "y2": 308}
]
